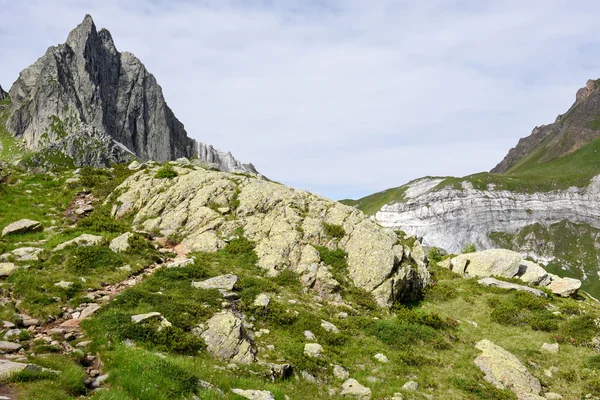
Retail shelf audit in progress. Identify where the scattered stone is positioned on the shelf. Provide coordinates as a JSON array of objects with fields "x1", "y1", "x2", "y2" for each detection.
[
  {"x1": 0, "y1": 341, "x2": 23, "y2": 353},
  {"x1": 90, "y1": 373, "x2": 109, "y2": 388},
  {"x1": 0, "y1": 262, "x2": 18, "y2": 277},
  {"x1": 131, "y1": 312, "x2": 162, "y2": 324},
  {"x1": 54, "y1": 234, "x2": 103, "y2": 251},
  {"x1": 231, "y1": 389, "x2": 275, "y2": 400},
  {"x1": 2, "y1": 219, "x2": 43, "y2": 237},
  {"x1": 341, "y1": 378, "x2": 372, "y2": 399},
  {"x1": 336, "y1": 312, "x2": 349, "y2": 319},
  {"x1": 166, "y1": 258, "x2": 195, "y2": 268},
  {"x1": 76, "y1": 341, "x2": 92, "y2": 348},
  {"x1": 74, "y1": 205, "x2": 94, "y2": 215},
  {"x1": 547, "y1": 277, "x2": 581, "y2": 298},
  {"x1": 54, "y1": 281, "x2": 74, "y2": 288},
  {"x1": 402, "y1": 381, "x2": 419, "y2": 391},
  {"x1": 19, "y1": 314, "x2": 39, "y2": 327},
  {"x1": 391, "y1": 393, "x2": 404, "y2": 400},
  {"x1": 0, "y1": 359, "x2": 41, "y2": 378},
  {"x1": 477, "y1": 277, "x2": 547, "y2": 297},
  {"x1": 374, "y1": 353, "x2": 389, "y2": 363},
  {"x1": 301, "y1": 370, "x2": 317, "y2": 383},
  {"x1": 3, "y1": 329, "x2": 20, "y2": 341},
  {"x1": 79, "y1": 304, "x2": 101, "y2": 320},
  {"x1": 541, "y1": 343, "x2": 559, "y2": 353},
  {"x1": 128, "y1": 161, "x2": 142, "y2": 170},
  {"x1": 253, "y1": 293, "x2": 270, "y2": 308},
  {"x1": 304, "y1": 330, "x2": 316, "y2": 341},
  {"x1": 544, "y1": 393, "x2": 563, "y2": 400},
  {"x1": 474, "y1": 339, "x2": 542, "y2": 399},
  {"x1": 1, "y1": 247, "x2": 43, "y2": 262},
  {"x1": 333, "y1": 365, "x2": 350, "y2": 380},
  {"x1": 321, "y1": 320, "x2": 340, "y2": 333},
  {"x1": 304, "y1": 343, "x2": 323, "y2": 358},
  {"x1": 2, "y1": 321, "x2": 16, "y2": 329},
  {"x1": 109, "y1": 232, "x2": 133, "y2": 253},
  {"x1": 192, "y1": 274, "x2": 238, "y2": 291},
  {"x1": 200, "y1": 311, "x2": 256, "y2": 364}
]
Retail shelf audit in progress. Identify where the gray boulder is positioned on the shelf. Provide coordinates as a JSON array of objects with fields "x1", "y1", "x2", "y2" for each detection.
[
  {"x1": 0, "y1": 341, "x2": 23, "y2": 353},
  {"x1": 192, "y1": 274, "x2": 238, "y2": 291},
  {"x1": 477, "y1": 277, "x2": 547, "y2": 297},
  {"x1": 341, "y1": 378, "x2": 372, "y2": 399},
  {"x1": 2, "y1": 219, "x2": 42, "y2": 236},
  {"x1": 0, "y1": 247, "x2": 43, "y2": 262},
  {"x1": 231, "y1": 389, "x2": 275, "y2": 400},
  {"x1": 474, "y1": 339, "x2": 544, "y2": 400},
  {"x1": 200, "y1": 311, "x2": 256, "y2": 364},
  {"x1": 54, "y1": 234, "x2": 103, "y2": 251},
  {"x1": 109, "y1": 232, "x2": 133, "y2": 253},
  {"x1": 0, "y1": 263, "x2": 18, "y2": 277}
]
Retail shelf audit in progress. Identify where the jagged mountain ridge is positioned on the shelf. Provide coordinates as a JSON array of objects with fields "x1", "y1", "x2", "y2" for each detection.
[
  {"x1": 5, "y1": 15, "x2": 256, "y2": 173},
  {"x1": 492, "y1": 79, "x2": 600, "y2": 173}
]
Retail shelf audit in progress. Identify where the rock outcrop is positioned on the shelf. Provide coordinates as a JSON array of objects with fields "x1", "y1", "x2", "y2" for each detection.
[
  {"x1": 375, "y1": 176, "x2": 600, "y2": 254},
  {"x1": 474, "y1": 340, "x2": 544, "y2": 400},
  {"x1": 2, "y1": 219, "x2": 43, "y2": 237},
  {"x1": 0, "y1": 84, "x2": 7, "y2": 100},
  {"x1": 111, "y1": 165, "x2": 430, "y2": 306},
  {"x1": 440, "y1": 249, "x2": 581, "y2": 297},
  {"x1": 6, "y1": 15, "x2": 256, "y2": 173},
  {"x1": 199, "y1": 311, "x2": 256, "y2": 364}
]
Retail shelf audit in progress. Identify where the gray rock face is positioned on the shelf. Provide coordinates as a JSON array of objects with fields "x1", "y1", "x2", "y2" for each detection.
[
  {"x1": 442, "y1": 249, "x2": 581, "y2": 297},
  {"x1": 112, "y1": 167, "x2": 430, "y2": 307},
  {"x1": 6, "y1": 15, "x2": 256, "y2": 173},
  {"x1": 0, "y1": 85, "x2": 7, "y2": 100},
  {"x1": 375, "y1": 176, "x2": 600, "y2": 254},
  {"x1": 2, "y1": 219, "x2": 43, "y2": 237},
  {"x1": 200, "y1": 311, "x2": 256, "y2": 364},
  {"x1": 474, "y1": 339, "x2": 544, "y2": 400}
]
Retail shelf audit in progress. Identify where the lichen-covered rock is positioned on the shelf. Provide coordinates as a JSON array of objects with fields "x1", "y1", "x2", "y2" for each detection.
[
  {"x1": 2, "y1": 219, "x2": 42, "y2": 236},
  {"x1": 54, "y1": 234, "x2": 103, "y2": 251},
  {"x1": 0, "y1": 263, "x2": 18, "y2": 277},
  {"x1": 200, "y1": 311, "x2": 256, "y2": 364},
  {"x1": 231, "y1": 389, "x2": 275, "y2": 400},
  {"x1": 0, "y1": 247, "x2": 43, "y2": 262},
  {"x1": 192, "y1": 274, "x2": 238, "y2": 291},
  {"x1": 111, "y1": 167, "x2": 430, "y2": 306},
  {"x1": 474, "y1": 339, "x2": 544, "y2": 400},
  {"x1": 443, "y1": 249, "x2": 581, "y2": 297},
  {"x1": 341, "y1": 378, "x2": 372, "y2": 399},
  {"x1": 109, "y1": 232, "x2": 133, "y2": 253}
]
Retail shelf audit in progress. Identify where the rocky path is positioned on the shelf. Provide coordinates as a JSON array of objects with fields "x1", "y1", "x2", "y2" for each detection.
[{"x1": 0, "y1": 239, "x2": 190, "y2": 396}]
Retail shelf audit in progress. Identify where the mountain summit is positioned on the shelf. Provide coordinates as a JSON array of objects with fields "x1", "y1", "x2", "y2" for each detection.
[
  {"x1": 492, "y1": 79, "x2": 600, "y2": 174},
  {"x1": 5, "y1": 15, "x2": 256, "y2": 172}
]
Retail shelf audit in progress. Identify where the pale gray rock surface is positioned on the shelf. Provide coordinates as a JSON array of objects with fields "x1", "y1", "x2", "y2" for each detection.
[
  {"x1": 443, "y1": 249, "x2": 581, "y2": 297},
  {"x1": 0, "y1": 340, "x2": 23, "y2": 353},
  {"x1": 111, "y1": 167, "x2": 430, "y2": 306},
  {"x1": 0, "y1": 263, "x2": 18, "y2": 277},
  {"x1": 230, "y1": 389, "x2": 275, "y2": 400},
  {"x1": 541, "y1": 343, "x2": 559, "y2": 353},
  {"x1": 54, "y1": 234, "x2": 103, "y2": 251},
  {"x1": 341, "y1": 378, "x2": 372, "y2": 399},
  {"x1": 192, "y1": 274, "x2": 238, "y2": 291},
  {"x1": 478, "y1": 277, "x2": 547, "y2": 297},
  {"x1": 0, "y1": 84, "x2": 7, "y2": 100},
  {"x1": 304, "y1": 343, "x2": 323, "y2": 358},
  {"x1": 7, "y1": 15, "x2": 256, "y2": 173},
  {"x1": 474, "y1": 339, "x2": 544, "y2": 400},
  {"x1": 375, "y1": 176, "x2": 600, "y2": 254},
  {"x1": 200, "y1": 311, "x2": 256, "y2": 364},
  {"x1": 333, "y1": 365, "x2": 350, "y2": 380},
  {"x1": 0, "y1": 359, "x2": 41, "y2": 378},
  {"x1": 2, "y1": 219, "x2": 42, "y2": 236},
  {"x1": 109, "y1": 232, "x2": 133, "y2": 253}
]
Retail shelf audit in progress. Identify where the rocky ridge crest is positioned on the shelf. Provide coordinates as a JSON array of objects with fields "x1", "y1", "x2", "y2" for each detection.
[{"x1": 5, "y1": 15, "x2": 256, "y2": 173}]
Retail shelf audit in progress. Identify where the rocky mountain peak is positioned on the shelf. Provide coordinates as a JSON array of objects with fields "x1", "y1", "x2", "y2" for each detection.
[
  {"x1": 4, "y1": 15, "x2": 256, "y2": 173},
  {"x1": 491, "y1": 78, "x2": 600, "y2": 174}
]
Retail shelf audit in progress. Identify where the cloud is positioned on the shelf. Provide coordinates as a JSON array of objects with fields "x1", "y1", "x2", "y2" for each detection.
[{"x1": 2, "y1": 0, "x2": 599, "y2": 199}]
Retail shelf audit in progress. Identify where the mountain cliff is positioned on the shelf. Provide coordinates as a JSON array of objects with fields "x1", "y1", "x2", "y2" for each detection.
[
  {"x1": 343, "y1": 79, "x2": 600, "y2": 297},
  {"x1": 4, "y1": 15, "x2": 256, "y2": 173},
  {"x1": 0, "y1": 85, "x2": 7, "y2": 100}
]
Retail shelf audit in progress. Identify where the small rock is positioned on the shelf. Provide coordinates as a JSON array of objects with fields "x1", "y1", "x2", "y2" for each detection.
[
  {"x1": 304, "y1": 343, "x2": 323, "y2": 358},
  {"x1": 304, "y1": 330, "x2": 316, "y2": 340},
  {"x1": 391, "y1": 393, "x2": 404, "y2": 400},
  {"x1": 0, "y1": 341, "x2": 23, "y2": 353},
  {"x1": 341, "y1": 378, "x2": 372, "y2": 399},
  {"x1": 544, "y1": 393, "x2": 563, "y2": 400},
  {"x1": 109, "y1": 232, "x2": 133, "y2": 253},
  {"x1": 253, "y1": 293, "x2": 270, "y2": 308},
  {"x1": 90, "y1": 373, "x2": 109, "y2": 388},
  {"x1": 76, "y1": 341, "x2": 92, "y2": 348},
  {"x1": 374, "y1": 353, "x2": 389, "y2": 363},
  {"x1": 541, "y1": 343, "x2": 559, "y2": 353},
  {"x1": 321, "y1": 319, "x2": 340, "y2": 333},
  {"x1": 131, "y1": 312, "x2": 162, "y2": 324},
  {"x1": 128, "y1": 161, "x2": 142, "y2": 170},
  {"x1": 301, "y1": 370, "x2": 317, "y2": 383},
  {"x1": 231, "y1": 389, "x2": 275, "y2": 400},
  {"x1": 336, "y1": 312, "x2": 349, "y2": 319},
  {"x1": 54, "y1": 234, "x2": 103, "y2": 251},
  {"x1": 166, "y1": 258, "x2": 195, "y2": 268},
  {"x1": 402, "y1": 381, "x2": 419, "y2": 391},
  {"x1": 119, "y1": 265, "x2": 132, "y2": 272},
  {"x1": 333, "y1": 365, "x2": 350, "y2": 380},
  {"x1": 54, "y1": 281, "x2": 74, "y2": 288},
  {"x1": 192, "y1": 274, "x2": 238, "y2": 290},
  {"x1": 2, "y1": 219, "x2": 43, "y2": 237},
  {"x1": 2, "y1": 321, "x2": 16, "y2": 329},
  {"x1": 0, "y1": 263, "x2": 18, "y2": 277},
  {"x1": 79, "y1": 304, "x2": 101, "y2": 320}
]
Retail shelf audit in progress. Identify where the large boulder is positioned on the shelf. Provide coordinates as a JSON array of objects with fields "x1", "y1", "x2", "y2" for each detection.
[
  {"x1": 111, "y1": 167, "x2": 431, "y2": 306},
  {"x1": 474, "y1": 340, "x2": 544, "y2": 400},
  {"x1": 2, "y1": 219, "x2": 43, "y2": 237},
  {"x1": 199, "y1": 311, "x2": 256, "y2": 364},
  {"x1": 109, "y1": 232, "x2": 133, "y2": 253},
  {"x1": 442, "y1": 249, "x2": 581, "y2": 297},
  {"x1": 54, "y1": 234, "x2": 103, "y2": 251}
]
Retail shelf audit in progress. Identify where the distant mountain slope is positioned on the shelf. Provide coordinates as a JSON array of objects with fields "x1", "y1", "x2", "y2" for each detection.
[
  {"x1": 4, "y1": 15, "x2": 257, "y2": 173},
  {"x1": 492, "y1": 79, "x2": 600, "y2": 173},
  {"x1": 342, "y1": 79, "x2": 600, "y2": 298}
]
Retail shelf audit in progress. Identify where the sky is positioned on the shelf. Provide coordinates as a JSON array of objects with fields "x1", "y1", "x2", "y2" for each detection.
[{"x1": 2, "y1": 0, "x2": 600, "y2": 200}]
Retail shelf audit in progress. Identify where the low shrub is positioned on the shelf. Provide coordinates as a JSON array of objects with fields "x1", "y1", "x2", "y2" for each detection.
[
  {"x1": 155, "y1": 165, "x2": 178, "y2": 179},
  {"x1": 323, "y1": 223, "x2": 346, "y2": 239}
]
